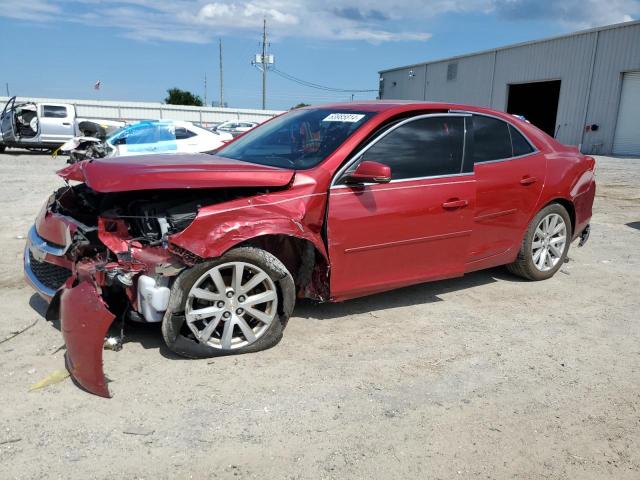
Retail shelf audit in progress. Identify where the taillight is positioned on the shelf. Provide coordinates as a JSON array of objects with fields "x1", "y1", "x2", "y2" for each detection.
[{"x1": 584, "y1": 155, "x2": 596, "y2": 172}]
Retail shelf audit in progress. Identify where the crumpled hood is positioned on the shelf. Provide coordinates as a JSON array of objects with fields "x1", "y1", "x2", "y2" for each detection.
[{"x1": 57, "y1": 153, "x2": 295, "y2": 193}]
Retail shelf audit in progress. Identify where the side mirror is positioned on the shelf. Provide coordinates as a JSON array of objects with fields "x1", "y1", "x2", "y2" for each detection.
[{"x1": 346, "y1": 161, "x2": 391, "y2": 184}]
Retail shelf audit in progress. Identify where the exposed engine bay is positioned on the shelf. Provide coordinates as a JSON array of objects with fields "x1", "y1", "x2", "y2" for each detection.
[{"x1": 52, "y1": 184, "x2": 245, "y2": 245}]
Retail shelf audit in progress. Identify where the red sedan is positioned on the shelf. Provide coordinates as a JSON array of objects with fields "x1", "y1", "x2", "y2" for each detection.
[{"x1": 25, "y1": 102, "x2": 595, "y2": 396}]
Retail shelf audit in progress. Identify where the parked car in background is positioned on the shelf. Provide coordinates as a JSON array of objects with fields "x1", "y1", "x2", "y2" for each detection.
[
  {"x1": 0, "y1": 96, "x2": 124, "y2": 152},
  {"x1": 25, "y1": 101, "x2": 595, "y2": 397},
  {"x1": 215, "y1": 120, "x2": 259, "y2": 137},
  {"x1": 59, "y1": 120, "x2": 233, "y2": 162}
]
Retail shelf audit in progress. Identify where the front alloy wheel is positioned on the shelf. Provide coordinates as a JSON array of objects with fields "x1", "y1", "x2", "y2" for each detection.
[
  {"x1": 162, "y1": 247, "x2": 295, "y2": 358},
  {"x1": 185, "y1": 262, "x2": 278, "y2": 350}
]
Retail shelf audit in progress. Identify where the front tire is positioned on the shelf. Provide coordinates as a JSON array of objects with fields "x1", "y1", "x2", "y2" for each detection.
[
  {"x1": 162, "y1": 247, "x2": 296, "y2": 358},
  {"x1": 506, "y1": 203, "x2": 571, "y2": 281}
]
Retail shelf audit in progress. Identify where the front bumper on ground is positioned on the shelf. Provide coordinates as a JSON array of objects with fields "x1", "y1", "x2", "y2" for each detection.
[
  {"x1": 25, "y1": 223, "x2": 117, "y2": 397},
  {"x1": 60, "y1": 279, "x2": 115, "y2": 398}
]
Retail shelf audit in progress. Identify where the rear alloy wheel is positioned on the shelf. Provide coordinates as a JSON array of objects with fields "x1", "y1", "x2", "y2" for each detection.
[
  {"x1": 162, "y1": 247, "x2": 295, "y2": 358},
  {"x1": 507, "y1": 203, "x2": 571, "y2": 280},
  {"x1": 531, "y1": 213, "x2": 567, "y2": 272}
]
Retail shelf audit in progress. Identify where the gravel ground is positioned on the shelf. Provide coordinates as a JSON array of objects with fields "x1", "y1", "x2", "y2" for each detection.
[{"x1": 0, "y1": 151, "x2": 638, "y2": 479}]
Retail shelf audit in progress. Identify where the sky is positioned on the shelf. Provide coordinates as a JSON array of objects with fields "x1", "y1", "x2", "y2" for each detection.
[{"x1": 0, "y1": 0, "x2": 638, "y2": 111}]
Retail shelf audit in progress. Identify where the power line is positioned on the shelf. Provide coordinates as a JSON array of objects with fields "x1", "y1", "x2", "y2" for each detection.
[{"x1": 270, "y1": 67, "x2": 378, "y2": 93}]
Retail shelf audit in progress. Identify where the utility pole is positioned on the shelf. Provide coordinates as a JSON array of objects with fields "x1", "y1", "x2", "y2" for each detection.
[
  {"x1": 252, "y1": 19, "x2": 274, "y2": 110},
  {"x1": 5, "y1": 83, "x2": 9, "y2": 97},
  {"x1": 204, "y1": 73, "x2": 208, "y2": 106},
  {"x1": 261, "y1": 18, "x2": 267, "y2": 110},
  {"x1": 219, "y1": 38, "x2": 224, "y2": 107}
]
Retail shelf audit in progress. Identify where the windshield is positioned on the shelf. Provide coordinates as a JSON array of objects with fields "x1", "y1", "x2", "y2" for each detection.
[{"x1": 217, "y1": 108, "x2": 376, "y2": 169}]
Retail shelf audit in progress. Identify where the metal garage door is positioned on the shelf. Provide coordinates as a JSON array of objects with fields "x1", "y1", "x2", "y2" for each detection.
[{"x1": 613, "y1": 72, "x2": 640, "y2": 155}]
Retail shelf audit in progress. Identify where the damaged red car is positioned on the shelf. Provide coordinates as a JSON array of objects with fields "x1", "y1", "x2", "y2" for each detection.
[{"x1": 25, "y1": 102, "x2": 595, "y2": 397}]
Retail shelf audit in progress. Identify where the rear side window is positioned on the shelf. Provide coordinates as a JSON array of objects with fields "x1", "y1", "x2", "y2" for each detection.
[
  {"x1": 175, "y1": 127, "x2": 197, "y2": 140},
  {"x1": 509, "y1": 124, "x2": 534, "y2": 156},
  {"x1": 360, "y1": 116, "x2": 465, "y2": 180},
  {"x1": 42, "y1": 105, "x2": 68, "y2": 118},
  {"x1": 472, "y1": 115, "x2": 511, "y2": 162}
]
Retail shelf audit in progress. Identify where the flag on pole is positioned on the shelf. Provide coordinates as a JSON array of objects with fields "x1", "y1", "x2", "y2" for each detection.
[{"x1": 94, "y1": 80, "x2": 101, "y2": 90}]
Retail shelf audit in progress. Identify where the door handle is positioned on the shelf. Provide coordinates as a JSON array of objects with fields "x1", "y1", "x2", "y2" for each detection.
[
  {"x1": 62, "y1": 122, "x2": 71, "y2": 126},
  {"x1": 520, "y1": 176, "x2": 537, "y2": 185},
  {"x1": 442, "y1": 199, "x2": 468, "y2": 209}
]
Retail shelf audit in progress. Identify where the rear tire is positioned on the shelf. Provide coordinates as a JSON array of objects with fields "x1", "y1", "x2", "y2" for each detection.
[
  {"x1": 506, "y1": 203, "x2": 571, "y2": 281},
  {"x1": 162, "y1": 247, "x2": 296, "y2": 358},
  {"x1": 0, "y1": 144, "x2": 5, "y2": 153}
]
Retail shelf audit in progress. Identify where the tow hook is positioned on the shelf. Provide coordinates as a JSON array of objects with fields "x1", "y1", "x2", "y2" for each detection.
[{"x1": 578, "y1": 224, "x2": 591, "y2": 247}]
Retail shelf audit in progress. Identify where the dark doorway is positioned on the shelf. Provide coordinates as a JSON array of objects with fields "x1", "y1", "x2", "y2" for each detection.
[{"x1": 507, "y1": 80, "x2": 561, "y2": 137}]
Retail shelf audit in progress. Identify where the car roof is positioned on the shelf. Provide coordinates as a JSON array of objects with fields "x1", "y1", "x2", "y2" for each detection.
[{"x1": 303, "y1": 100, "x2": 512, "y2": 117}]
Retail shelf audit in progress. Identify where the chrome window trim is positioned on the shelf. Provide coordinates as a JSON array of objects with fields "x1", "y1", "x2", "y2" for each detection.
[
  {"x1": 448, "y1": 110, "x2": 539, "y2": 163},
  {"x1": 330, "y1": 112, "x2": 471, "y2": 188},
  {"x1": 331, "y1": 171, "x2": 474, "y2": 189},
  {"x1": 471, "y1": 150, "x2": 538, "y2": 165}
]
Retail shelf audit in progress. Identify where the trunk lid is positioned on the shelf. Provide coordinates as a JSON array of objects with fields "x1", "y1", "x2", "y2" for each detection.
[{"x1": 57, "y1": 153, "x2": 295, "y2": 192}]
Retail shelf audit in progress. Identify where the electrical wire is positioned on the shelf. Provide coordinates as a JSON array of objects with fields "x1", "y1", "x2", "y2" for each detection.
[{"x1": 255, "y1": 65, "x2": 377, "y2": 93}]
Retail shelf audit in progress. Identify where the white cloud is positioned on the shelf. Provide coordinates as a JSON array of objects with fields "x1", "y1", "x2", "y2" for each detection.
[
  {"x1": 0, "y1": 0, "x2": 60, "y2": 21},
  {"x1": 0, "y1": 0, "x2": 637, "y2": 44},
  {"x1": 492, "y1": 0, "x2": 640, "y2": 29}
]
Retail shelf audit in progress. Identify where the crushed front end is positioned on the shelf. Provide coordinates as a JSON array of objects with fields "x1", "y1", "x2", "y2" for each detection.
[{"x1": 24, "y1": 184, "x2": 216, "y2": 397}]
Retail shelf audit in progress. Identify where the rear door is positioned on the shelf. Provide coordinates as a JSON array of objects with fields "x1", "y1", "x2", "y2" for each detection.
[
  {"x1": 327, "y1": 114, "x2": 475, "y2": 300},
  {"x1": 466, "y1": 114, "x2": 546, "y2": 265},
  {"x1": 174, "y1": 126, "x2": 200, "y2": 152},
  {"x1": 39, "y1": 104, "x2": 75, "y2": 144}
]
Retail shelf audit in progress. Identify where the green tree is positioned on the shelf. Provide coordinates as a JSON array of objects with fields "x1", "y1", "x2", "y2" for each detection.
[{"x1": 164, "y1": 88, "x2": 204, "y2": 106}]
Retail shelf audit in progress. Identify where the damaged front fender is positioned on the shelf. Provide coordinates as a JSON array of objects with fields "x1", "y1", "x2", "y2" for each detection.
[{"x1": 60, "y1": 279, "x2": 115, "y2": 398}]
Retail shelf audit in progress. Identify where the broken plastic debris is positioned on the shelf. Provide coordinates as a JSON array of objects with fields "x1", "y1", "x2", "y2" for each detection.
[
  {"x1": 29, "y1": 369, "x2": 71, "y2": 391},
  {"x1": 104, "y1": 337, "x2": 123, "y2": 351}
]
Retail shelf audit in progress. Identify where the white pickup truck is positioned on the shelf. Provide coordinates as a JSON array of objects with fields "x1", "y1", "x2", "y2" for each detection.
[{"x1": 0, "y1": 96, "x2": 123, "y2": 153}]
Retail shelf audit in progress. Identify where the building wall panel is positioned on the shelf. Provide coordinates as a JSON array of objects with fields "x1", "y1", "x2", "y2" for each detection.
[
  {"x1": 582, "y1": 24, "x2": 640, "y2": 154},
  {"x1": 425, "y1": 52, "x2": 495, "y2": 106}
]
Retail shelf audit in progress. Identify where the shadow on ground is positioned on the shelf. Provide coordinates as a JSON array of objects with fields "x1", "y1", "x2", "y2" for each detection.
[
  {"x1": 29, "y1": 266, "x2": 521, "y2": 358},
  {"x1": 626, "y1": 221, "x2": 640, "y2": 231},
  {"x1": 1, "y1": 149, "x2": 53, "y2": 156}
]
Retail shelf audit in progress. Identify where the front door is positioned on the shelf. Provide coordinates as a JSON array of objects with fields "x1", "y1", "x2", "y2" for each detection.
[
  {"x1": 0, "y1": 96, "x2": 17, "y2": 143},
  {"x1": 327, "y1": 114, "x2": 476, "y2": 301}
]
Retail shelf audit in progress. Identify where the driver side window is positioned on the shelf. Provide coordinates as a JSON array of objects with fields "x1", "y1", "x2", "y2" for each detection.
[{"x1": 351, "y1": 116, "x2": 465, "y2": 181}]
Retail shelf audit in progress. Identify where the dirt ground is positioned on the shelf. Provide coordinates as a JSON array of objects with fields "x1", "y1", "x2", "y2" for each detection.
[{"x1": 0, "y1": 151, "x2": 638, "y2": 479}]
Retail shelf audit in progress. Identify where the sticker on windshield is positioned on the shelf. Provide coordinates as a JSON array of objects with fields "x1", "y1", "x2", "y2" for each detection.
[{"x1": 322, "y1": 113, "x2": 366, "y2": 123}]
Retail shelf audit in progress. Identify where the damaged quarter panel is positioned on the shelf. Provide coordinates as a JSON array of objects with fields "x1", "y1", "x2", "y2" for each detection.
[{"x1": 169, "y1": 172, "x2": 329, "y2": 261}]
